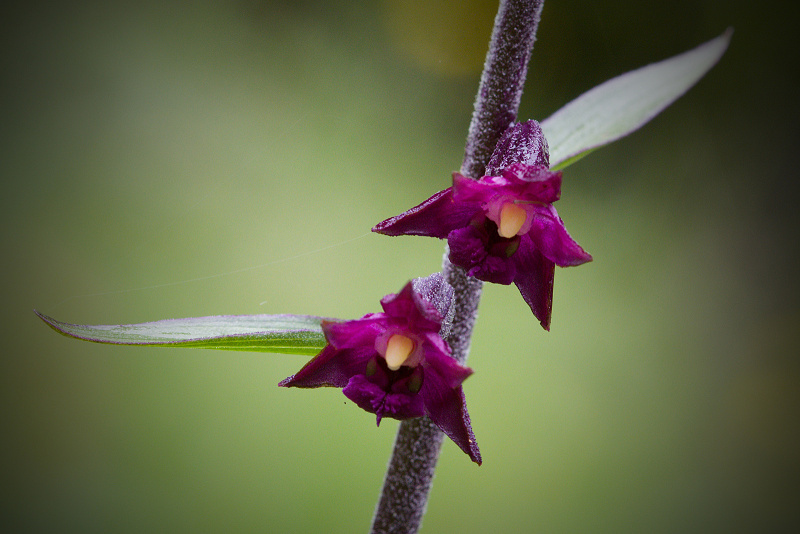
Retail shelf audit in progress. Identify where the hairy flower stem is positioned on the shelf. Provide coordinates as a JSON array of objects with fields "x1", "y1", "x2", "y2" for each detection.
[{"x1": 370, "y1": 1, "x2": 544, "y2": 532}]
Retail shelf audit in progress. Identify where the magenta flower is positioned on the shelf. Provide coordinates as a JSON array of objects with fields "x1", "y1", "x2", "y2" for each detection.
[
  {"x1": 373, "y1": 121, "x2": 591, "y2": 330},
  {"x1": 279, "y1": 279, "x2": 481, "y2": 464}
]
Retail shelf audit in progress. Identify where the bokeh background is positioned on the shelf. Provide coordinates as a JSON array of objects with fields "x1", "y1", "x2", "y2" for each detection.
[{"x1": 3, "y1": 0, "x2": 798, "y2": 532}]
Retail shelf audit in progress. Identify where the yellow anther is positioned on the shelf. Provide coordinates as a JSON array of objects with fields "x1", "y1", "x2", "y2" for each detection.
[
  {"x1": 498, "y1": 202, "x2": 527, "y2": 238},
  {"x1": 385, "y1": 334, "x2": 414, "y2": 371}
]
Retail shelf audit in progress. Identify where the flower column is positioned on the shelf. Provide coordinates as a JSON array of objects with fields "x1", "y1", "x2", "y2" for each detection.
[{"x1": 370, "y1": 1, "x2": 545, "y2": 533}]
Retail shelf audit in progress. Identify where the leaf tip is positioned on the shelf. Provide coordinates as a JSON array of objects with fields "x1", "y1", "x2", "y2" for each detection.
[
  {"x1": 34, "y1": 309, "x2": 54, "y2": 327},
  {"x1": 34, "y1": 309, "x2": 71, "y2": 338}
]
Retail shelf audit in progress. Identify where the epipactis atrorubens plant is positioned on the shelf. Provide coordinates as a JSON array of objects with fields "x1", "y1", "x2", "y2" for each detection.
[{"x1": 37, "y1": 0, "x2": 730, "y2": 531}]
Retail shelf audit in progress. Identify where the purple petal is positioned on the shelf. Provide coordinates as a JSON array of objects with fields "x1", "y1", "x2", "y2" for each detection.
[
  {"x1": 380, "y1": 281, "x2": 442, "y2": 332},
  {"x1": 454, "y1": 165, "x2": 562, "y2": 208},
  {"x1": 422, "y1": 342, "x2": 473, "y2": 388},
  {"x1": 322, "y1": 316, "x2": 385, "y2": 350},
  {"x1": 279, "y1": 345, "x2": 375, "y2": 388},
  {"x1": 451, "y1": 172, "x2": 503, "y2": 203},
  {"x1": 486, "y1": 120, "x2": 550, "y2": 175},
  {"x1": 512, "y1": 236, "x2": 556, "y2": 330},
  {"x1": 420, "y1": 375, "x2": 481, "y2": 465},
  {"x1": 528, "y1": 205, "x2": 592, "y2": 267},
  {"x1": 415, "y1": 344, "x2": 479, "y2": 463},
  {"x1": 373, "y1": 188, "x2": 478, "y2": 239},
  {"x1": 420, "y1": 332, "x2": 452, "y2": 365},
  {"x1": 501, "y1": 164, "x2": 562, "y2": 204}
]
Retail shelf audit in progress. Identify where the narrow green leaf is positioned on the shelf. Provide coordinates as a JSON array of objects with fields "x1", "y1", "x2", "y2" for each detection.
[
  {"x1": 542, "y1": 29, "x2": 732, "y2": 170},
  {"x1": 36, "y1": 310, "x2": 330, "y2": 355}
]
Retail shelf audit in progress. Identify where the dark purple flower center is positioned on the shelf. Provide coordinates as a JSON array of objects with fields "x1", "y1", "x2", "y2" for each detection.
[
  {"x1": 342, "y1": 355, "x2": 426, "y2": 424},
  {"x1": 365, "y1": 355, "x2": 424, "y2": 395},
  {"x1": 470, "y1": 214, "x2": 521, "y2": 259},
  {"x1": 446, "y1": 213, "x2": 522, "y2": 285}
]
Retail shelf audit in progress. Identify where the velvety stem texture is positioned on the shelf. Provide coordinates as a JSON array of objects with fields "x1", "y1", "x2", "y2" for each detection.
[{"x1": 369, "y1": 1, "x2": 544, "y2": 533}]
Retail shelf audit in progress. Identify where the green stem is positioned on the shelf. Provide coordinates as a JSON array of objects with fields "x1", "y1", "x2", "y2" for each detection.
[{"x1": 369, "y1": 1, "x2": 544, "y2": 533}]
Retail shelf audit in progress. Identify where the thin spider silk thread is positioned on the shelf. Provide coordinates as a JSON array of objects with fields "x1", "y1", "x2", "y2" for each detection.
[{"x1": 46, "y1": 232, "x2": 370, "y2": 311}]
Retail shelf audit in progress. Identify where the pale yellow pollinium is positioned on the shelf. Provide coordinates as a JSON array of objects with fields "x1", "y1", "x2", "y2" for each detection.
[
  {"x1": 384, "y1": 334, "x2": 415, "y2": 371},
  {"x1": 497, "y1": 202, "x2": 527, "y2": 238}
]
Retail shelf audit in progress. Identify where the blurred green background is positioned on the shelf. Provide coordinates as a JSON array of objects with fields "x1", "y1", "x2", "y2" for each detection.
[{"x1": 2, "y1": 0, "x2": 798, "y2": 532}]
